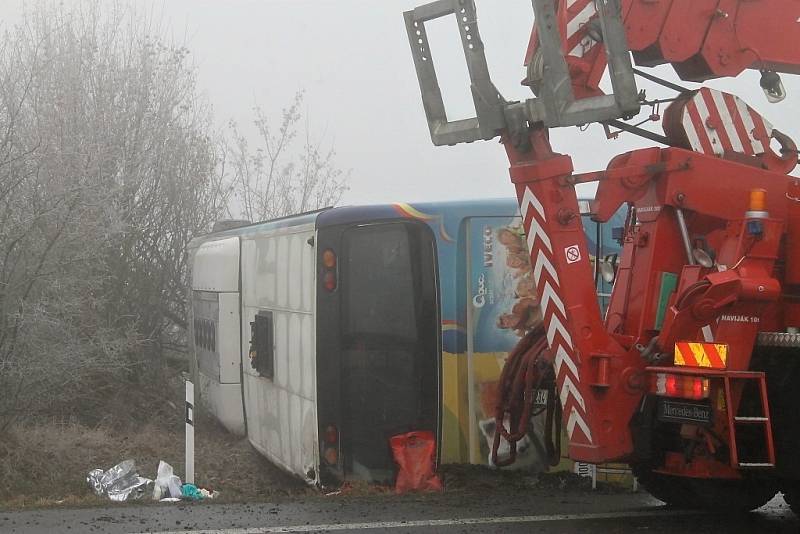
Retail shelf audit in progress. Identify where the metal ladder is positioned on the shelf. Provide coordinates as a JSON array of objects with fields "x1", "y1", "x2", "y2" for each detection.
[{"x1": 724, "y1": 372, "x2": 776, "y2": 469}]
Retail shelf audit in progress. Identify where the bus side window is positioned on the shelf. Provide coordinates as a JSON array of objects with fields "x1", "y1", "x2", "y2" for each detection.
[{"x1": 249, "y1": 311, "x2": 274, "y2": 379}]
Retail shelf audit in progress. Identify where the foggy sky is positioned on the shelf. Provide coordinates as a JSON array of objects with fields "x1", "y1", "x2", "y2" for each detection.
[{"x1": 2, "y1": 0, "x2": 799, "y2": 205}]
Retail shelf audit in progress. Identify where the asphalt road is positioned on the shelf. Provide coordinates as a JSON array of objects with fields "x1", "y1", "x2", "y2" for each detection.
[{"x1": 1, "y1": 492, "x2": 797, "y2": 533}]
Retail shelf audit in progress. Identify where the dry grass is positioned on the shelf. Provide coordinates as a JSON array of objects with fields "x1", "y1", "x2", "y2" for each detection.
[
  {"x1": 0, "y1": 367, "x2": 629, "y2": 510},
  {"x1": 0, "y1": 407, "x2": 309, "y2": 509}
]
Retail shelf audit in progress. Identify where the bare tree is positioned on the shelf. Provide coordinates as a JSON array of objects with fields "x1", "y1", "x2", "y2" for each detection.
[
  {"x1": 226, "y1": 91, "x2": 349, "y2": 222},
  {"x1": 0, "y1": 1, "x2": 227, "y2": 429},
  {"x1": 0, "y1": 1, "x2": 348, "y2": 431}
]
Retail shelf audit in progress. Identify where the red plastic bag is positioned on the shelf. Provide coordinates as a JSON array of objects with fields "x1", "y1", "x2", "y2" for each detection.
[{"x1": 390, "y1": 431, "x2": 443, "y2": 494}]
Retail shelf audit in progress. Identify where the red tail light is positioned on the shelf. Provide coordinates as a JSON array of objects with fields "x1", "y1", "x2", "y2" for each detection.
[
  {"x1": 693, "y1": 377, "x2": 704, "y2": 399},
  {"x1": 323, "y1": 424, "x2": 339, "y2": 465},
  {"x1": 322, "y1": 249, "x2": 337, "y2": 269},
  {"x1": 321, "y1": 249, "x2": 337, "y2": 292},
  {"x1": 650, "y1": 372, "x2": 710, "y2": 401},
  {"x1": 323, "y1": 271, "x2": 337, "y2": 292},
  {"x1": 324, "y1": 424, "x2": 338, "y2": 444},
  {"x1": 666, "y1": 374, "x2": 678, "y2": 397}
]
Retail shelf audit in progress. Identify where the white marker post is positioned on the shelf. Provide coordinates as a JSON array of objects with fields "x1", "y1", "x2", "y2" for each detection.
[{"x1": 185, "y1": 380, "x2": 195, "y2": 485}]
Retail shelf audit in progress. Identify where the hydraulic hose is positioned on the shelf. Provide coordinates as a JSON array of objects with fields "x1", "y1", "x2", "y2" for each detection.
[{"x1": 491, "y1": 326, "x2": 561, "y2": 468}]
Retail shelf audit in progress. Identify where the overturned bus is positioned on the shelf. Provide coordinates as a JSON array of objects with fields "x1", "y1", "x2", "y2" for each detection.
[{"x1": 187, "y1": 199, "x2": 622, "y2": 487}]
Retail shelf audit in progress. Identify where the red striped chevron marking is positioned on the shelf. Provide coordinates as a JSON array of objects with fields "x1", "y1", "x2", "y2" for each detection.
[
  {"x1": 518, "y1": 186, "x2": 593, "y2": 444},
  {"x1": 565, "y1": 0, "x2": 599, "y2": 58},
  {"x1": 676, "y1": 88, "x2": 774, "y2": 157}
]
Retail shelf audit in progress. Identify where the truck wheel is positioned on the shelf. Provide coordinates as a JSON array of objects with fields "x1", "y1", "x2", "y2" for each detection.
[
  {"x1": 686, "y1": 478, "x2": 776, "y2": 511},
  {"x1": 632, "y1": 466, "x2": 698, "y2": 508},
  {"x1": 634, "y1": 465, "x2": 776, "y2": 511}
]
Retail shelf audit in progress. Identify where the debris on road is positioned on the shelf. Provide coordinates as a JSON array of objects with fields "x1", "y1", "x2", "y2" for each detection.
[
  {"x1": 390, "y1": 431, "x2": 442, "y2": 494},
  {"x1": 87, "y1": 459, "x2": 219, "y2": 503},
  {"x1": 198, "y1": 487, "x2": 218, "y2": 499},
  {"x1": 152, "y1": 461, "x2": 183, "y2": 501},
  {"x1": 86, "y1": 460, "x2": 152, "y2": 502},
  {"x1": 179, "y1": 483, "x2": 218, "y2": 501},
  {"x1": 181, "y1": 483, "x2": 202, "y2": 501}
]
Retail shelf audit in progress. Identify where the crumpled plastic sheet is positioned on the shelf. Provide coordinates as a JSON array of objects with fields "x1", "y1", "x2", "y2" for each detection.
[
  {"x1": 86, "y1": 459, "x2": 152, "y2": 502},
  {"x1": 153, "y1": 460, "x2": 183, "y2": 500}
]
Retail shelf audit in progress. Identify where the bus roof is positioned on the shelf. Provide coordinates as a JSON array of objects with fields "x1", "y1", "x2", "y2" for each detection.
[{"x1": 190, "y1": 197, "x2": 521, "y2": 247}]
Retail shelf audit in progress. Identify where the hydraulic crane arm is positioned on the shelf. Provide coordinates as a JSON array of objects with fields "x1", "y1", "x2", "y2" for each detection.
[
  {"x1": 501, "y1": 128, "x2": 641, "y2": 461},
  {"x1": 404, "y1": 0, "x2": 653, "y2": 461}
]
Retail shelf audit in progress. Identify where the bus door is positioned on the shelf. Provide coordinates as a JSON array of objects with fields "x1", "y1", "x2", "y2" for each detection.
[{"x1": 316, "y1": 220, "x2": 440, "y2": 485}]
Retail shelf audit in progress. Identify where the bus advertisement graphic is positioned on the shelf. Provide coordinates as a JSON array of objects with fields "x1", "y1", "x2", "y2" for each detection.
[{"x1": 466, "y1": 217, "x2": 548, "y2": 470}]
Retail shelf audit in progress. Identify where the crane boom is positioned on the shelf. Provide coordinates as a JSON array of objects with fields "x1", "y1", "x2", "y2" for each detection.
[{"x1": 524, "y1": 0, "x2": 800, "y2": 99}]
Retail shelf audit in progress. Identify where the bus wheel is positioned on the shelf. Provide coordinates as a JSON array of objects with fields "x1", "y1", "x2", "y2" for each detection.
[{"x1": 634, "y1": 465, "x2": 777, "y2": 511}]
